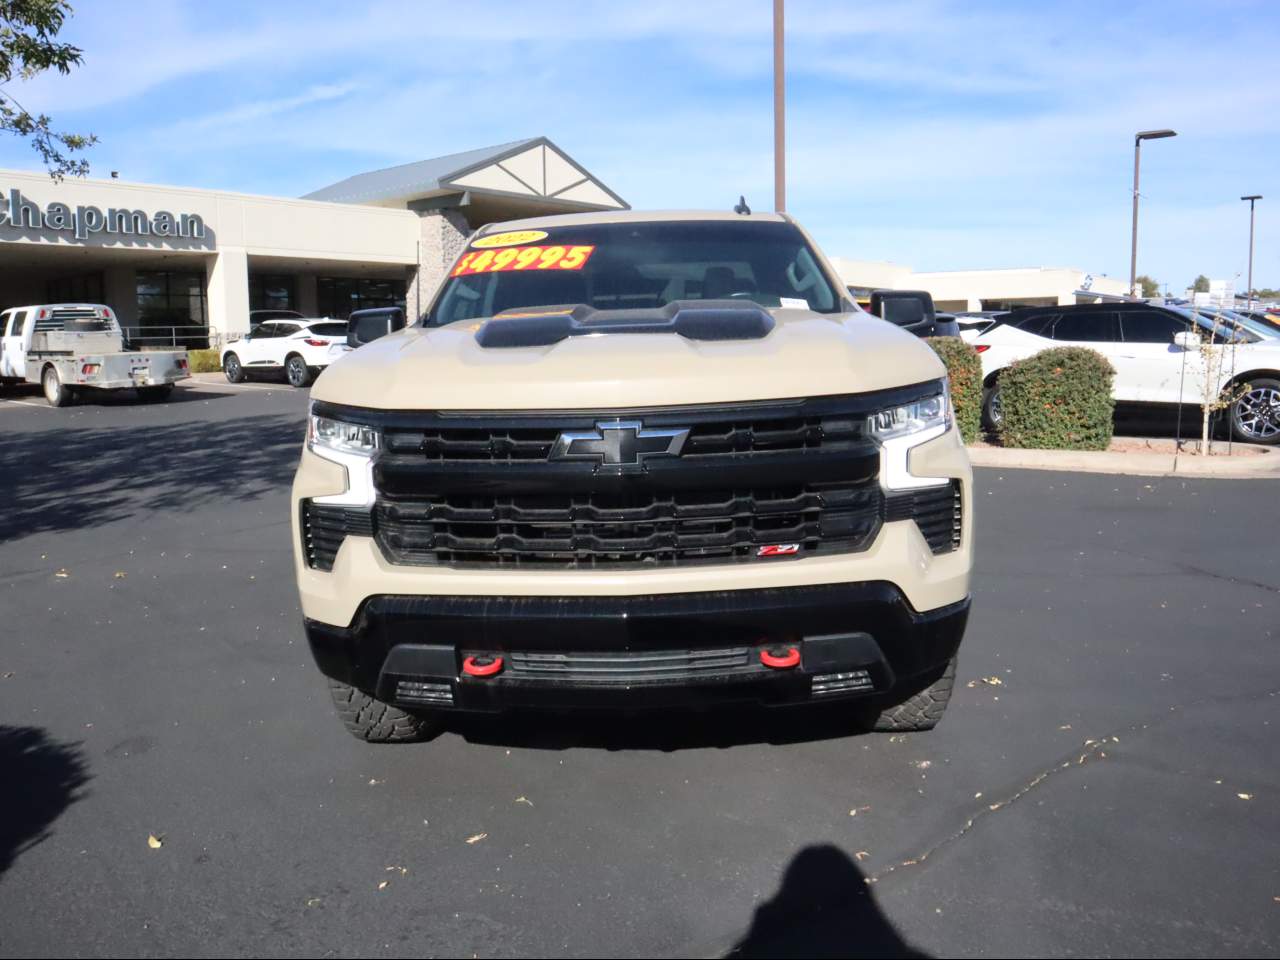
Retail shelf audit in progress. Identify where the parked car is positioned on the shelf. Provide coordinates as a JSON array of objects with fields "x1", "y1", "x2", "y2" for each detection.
[
  {"x1": 955, "y1": 311, "x2": 1005, "y2": 343},
  {"x1": 972, "y1": 301, "x2": 1280, "y2": 443},
  {"x1": 0, "y1": 303, "x2": 188, "y2": 406},
  {"x1": 221, "y1": 318, "x2": 351, "y2": 387},
  {"x1": 346, "y1": 306, "x2": 406, "y2": 348}
]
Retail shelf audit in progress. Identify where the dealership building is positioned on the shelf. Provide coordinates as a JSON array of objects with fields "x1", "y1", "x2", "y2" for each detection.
[
  {"x1": 0, "y1": 137, "x2": 627, "y2": 346},
  {"x1": 1, "y1": 135, "x2": 1128, "y2": 346}
]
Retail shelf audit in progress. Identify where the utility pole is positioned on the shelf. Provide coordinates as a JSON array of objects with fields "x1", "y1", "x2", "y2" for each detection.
[
  {"x1": 1241, "y1": 195, "x2": 1262, "y2": 310},
  {"x1": 1129, "y1": 129, "x2": 1176, "y2": 296},
  {"x1": 773, "y1": 0, "x2": 785, "y2": 212}
]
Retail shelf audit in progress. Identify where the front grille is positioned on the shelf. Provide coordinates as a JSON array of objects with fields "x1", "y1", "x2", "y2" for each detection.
[
  {"x1": 302, "y1": 502, "x2": 374, "y2": 570},
  {"x1": 884, "y1": 481, "x2": 962, "y2": 554},
  {"x1": 304, "y1": 389, "x2": 954, "y2": 571},
  {"x1": 374, "y1": 483, "x2": 882, "y2": 568},
  {"x1": 506, "y1": 647, "x2": 754, "y2": 683}
]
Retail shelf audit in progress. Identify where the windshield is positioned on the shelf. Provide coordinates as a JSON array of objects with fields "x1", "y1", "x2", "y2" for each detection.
[
  {"x1": 1191, "y1": 308, "x2": 1269, "y2": 342},
  {"x1": 427, "y1": 220, "x2": 841, "y2": 326}
]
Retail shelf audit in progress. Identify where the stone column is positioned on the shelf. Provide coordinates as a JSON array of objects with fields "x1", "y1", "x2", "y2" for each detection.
[
  {"x1": 405, "y1": 208, "x2": 470, "y2": 321},
  {"x1": 205, "y1": 246, "x2": 250, "y2": 342}
]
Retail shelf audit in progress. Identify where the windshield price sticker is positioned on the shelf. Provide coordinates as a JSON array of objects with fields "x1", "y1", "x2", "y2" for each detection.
[{"x1": 451, "y1": 245, "x2": 595, "y2": 277}]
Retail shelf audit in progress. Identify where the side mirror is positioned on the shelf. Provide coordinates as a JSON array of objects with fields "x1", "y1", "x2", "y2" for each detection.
[
  {"x1": 868, "y1": 290, "x2": 938, "y2": 338},
  {"x1": 1173, "y1": 330, "x2": 1201, "y2": 350}
]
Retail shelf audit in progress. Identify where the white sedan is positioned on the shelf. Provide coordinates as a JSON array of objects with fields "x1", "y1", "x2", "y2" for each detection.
[
  {"x1": 221, "y1": 318, "x2": 351, "y2": 387},
  {"x1": 972, "y1": 302, "x2": 1280, "y2": 444}
]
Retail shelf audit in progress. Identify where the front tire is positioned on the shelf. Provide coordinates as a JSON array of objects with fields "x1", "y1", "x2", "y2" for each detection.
[
  {"x1": 285, "y1": 354, "x2": 312, "y2": 388},
  {"x1": 1229, "y1": 377, "x2": 1280, "y2": 445},
  {"x1": 327, "y1": 680, "x2": 442, "y2": 743},
  {"x1": 223, "y1": 352, "x2": 246, "y2": 384},
  {"x1": 859, "y1": 657, "x2": 957, "y2": 732},
  {"x1": 42, "y1": 365, "x2": 73, "y2": 407}
]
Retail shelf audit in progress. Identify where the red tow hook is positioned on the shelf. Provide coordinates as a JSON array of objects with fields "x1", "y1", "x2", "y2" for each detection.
[
  {"x1": 462, "y1": 655, "x2": 504, "y2": 678},
  {"x1": 760, "y1": 646, "x2": 801, "y2": 669}
]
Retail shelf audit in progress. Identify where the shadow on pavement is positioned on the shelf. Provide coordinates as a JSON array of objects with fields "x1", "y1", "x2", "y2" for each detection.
[
  {"x1": 0, "y1": 413, "x2": 303, "y2": 541},
  {"x1": 449, "y1": 701, "x2": 874, "y2": 751},
  {"x1": 726, "y1": 844, "x2": 927, "y2": 959},
  {"x1": 0, "y1": 726, "x2": 91, "y2": 877}
]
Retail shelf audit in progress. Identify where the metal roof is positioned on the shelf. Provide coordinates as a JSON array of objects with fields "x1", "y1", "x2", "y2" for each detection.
[{"x1": 301, "y1": 137, "x2": 627, "y2": 211}]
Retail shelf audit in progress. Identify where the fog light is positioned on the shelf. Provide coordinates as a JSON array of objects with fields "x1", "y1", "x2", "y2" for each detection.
[{"x1": 811, "y1": 669, "x2": 874, "y2": 696}]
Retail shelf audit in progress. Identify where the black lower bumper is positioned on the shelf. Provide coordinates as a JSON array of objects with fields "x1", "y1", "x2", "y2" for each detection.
[{"x1": 305, "y1": 582, "x2": 969, "y2": 712}]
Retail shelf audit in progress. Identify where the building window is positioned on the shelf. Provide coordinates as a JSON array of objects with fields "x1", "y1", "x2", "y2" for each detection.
[
  {"x1": 134, "y1": 270, "x2": 208, "y2": 348},
  {"x1": 249, "y1": 273, "x2": 297, "y2": 311},
  {"x1": 317, "y1": 276, "x2": 403, "y2": 319},
  {"x1": 47, "y1": 272, "x2": 105, "y2": 304}
]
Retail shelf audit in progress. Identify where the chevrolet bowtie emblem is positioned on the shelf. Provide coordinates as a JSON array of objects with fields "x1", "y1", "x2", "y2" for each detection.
[{"x1": 549, "y1": 420, "x2": 690, "y2": 472}]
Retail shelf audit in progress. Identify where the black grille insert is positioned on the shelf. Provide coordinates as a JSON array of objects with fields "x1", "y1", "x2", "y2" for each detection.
[
  {"x1": 506, "y1": 647, "x2": 755, "y2": 684},
  {"x1": 302, "y1": 502, "x2": 374, "y2": 570},
  {"x1": 884, "y1": 481, "x2": 962, "y2": 554},
  {"x1": 375, "y1": 483, "x2": 882, "y2": 568}
]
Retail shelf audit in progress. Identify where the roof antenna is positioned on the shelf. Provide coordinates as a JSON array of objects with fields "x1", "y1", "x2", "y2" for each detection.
[{"x1": 733, "y1": 195, "x2": 751, "y2": 215}]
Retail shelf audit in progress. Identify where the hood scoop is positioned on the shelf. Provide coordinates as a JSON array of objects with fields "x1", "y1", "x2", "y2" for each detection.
[{"x1": 475, "y1": 300, "x2": 775, "y2": 349}]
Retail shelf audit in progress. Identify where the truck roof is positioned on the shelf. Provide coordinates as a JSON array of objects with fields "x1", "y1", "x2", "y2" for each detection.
[{"x1": 478, "y1": 209, "x2": 791, "y2": 233}]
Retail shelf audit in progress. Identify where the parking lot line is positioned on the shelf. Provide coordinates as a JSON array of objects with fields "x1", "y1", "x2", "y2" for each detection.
[{"x1": 0, "y1": 397, "x2": 51, "y2": 409}]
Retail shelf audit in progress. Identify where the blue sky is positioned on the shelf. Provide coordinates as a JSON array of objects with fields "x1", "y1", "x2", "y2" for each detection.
[{"x1": 2, "y1": 0, "x2": 1278, "y2": 290}]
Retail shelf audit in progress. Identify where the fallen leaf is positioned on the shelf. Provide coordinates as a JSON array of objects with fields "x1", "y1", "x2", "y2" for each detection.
[
  {"x1": 1238, "y1": 793, "x2": 1254, "y2": 801},
  {"x1": 515, "y1": 796, "x2": 533, "y2": 807},
  {"x1": 114, "y1": 571, "x2": 127, "y2": 579},
  {"x1": 1058, "y1": 724, "x2": 1072, "y2": 730},
  {"x1": 981, "y1": 676, "x2": 1003, "y2": 686},
  {"x1": 54, "y1": 569, "x2": 70, "y2": 579},
  {"x1": 377, "y1": 880, "x2": 389, "y2": 890},
  {"x1": 974, "y1": 792, "x2": 983, "y2": 799},
  {"x1": 368, "y1": 778, "x2": 384, "y2": 786},
  {"x1": 385, "y1": 865, "x2": 408, "y2": 875},
  {"x1": 854, "y1": 850, "x2": 869, "y2": 861},
  {"x1": 914, "y1": 760, "x2": 932, "y2": 770},
  {"x1": 466, "y1": 832, "x2": 488, "y2": 845},
  {"x1": 305, "y1": 897, "x2": 322, "y2": 907},
  {"x1": 147, "y1": 834, "x2": 163, "y2": 849}
]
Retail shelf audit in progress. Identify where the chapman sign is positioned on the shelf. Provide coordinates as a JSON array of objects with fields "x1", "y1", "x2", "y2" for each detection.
[{"x1": 0, "y1": 188, "x2": 206, "y2": 242}]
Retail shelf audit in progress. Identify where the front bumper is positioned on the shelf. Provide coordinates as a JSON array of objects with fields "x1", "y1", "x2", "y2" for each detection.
[{"x1": 305, "y1": 582, "x2": 969, "y2": 712}]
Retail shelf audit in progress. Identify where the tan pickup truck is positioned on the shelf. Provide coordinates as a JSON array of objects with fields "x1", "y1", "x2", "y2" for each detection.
[{"x1": 292, "y1": 211, "x2": 973, "y2": 743}]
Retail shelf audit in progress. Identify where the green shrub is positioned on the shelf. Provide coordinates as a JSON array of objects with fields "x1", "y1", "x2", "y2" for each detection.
[
  {"x1": 925, "y1": 337, "x2": 982, "y2": 444},
  {"x1": 187, "y1": 348, "x2": 221, "y2": 373},
  {"x1": 997, "y1": 347, "x2": 1115, "y2": 450}
]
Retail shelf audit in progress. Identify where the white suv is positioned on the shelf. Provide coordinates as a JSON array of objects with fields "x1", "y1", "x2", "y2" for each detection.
[
  {"x1": 973, "y1": 302, "x2": 1280, "y2": 444},
  {"x1": 222, "y1": 318, "x2": 351, "y2": 387}
]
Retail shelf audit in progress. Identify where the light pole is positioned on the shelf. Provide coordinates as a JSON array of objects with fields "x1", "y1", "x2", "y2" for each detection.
[
  {"x1": 773, "y1": 0, "x2": 785, "y2": 212},
  {"x1": 1241, "y1": 195, "x2": 1262, "y2": 310},
  {"x1": 1129, "y1": 129, "x2": 1177, "y2": 296}
]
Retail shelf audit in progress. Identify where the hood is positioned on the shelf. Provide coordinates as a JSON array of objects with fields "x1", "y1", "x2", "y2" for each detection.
[{"x1": 310, "y1": 308, "x2": 946, "y2": 410}]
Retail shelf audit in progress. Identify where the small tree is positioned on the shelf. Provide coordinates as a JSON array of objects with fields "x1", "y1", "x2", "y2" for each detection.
[
  {"x1": 1190, "y1": 310, "x2": 1247, "y2": 454},
  {"x1": 0, "y1": 0, "x2": 97, "y2": 179},
  {"x1": 1192, "y1": 275, "x2": 1210, "y2": 294},
  {"x1": 1136, "y1": 275, "x2": 1160, "y2": 298}
]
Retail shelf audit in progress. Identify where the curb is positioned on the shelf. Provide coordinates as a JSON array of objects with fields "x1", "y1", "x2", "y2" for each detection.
[{"x1": 966, "y1": 443, "x2": 1280, "y2": 480}]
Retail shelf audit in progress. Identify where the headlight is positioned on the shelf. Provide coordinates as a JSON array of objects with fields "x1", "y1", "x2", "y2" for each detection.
[
  {"x1": 308, "y1": 414, "x2": 380, "y2": 457},
  {"x1": 871, "y1": 380, "x2": 953, "y2": 491},
  {"x1": 868, "y1": 383, "x2": 951, "y2": 441}
]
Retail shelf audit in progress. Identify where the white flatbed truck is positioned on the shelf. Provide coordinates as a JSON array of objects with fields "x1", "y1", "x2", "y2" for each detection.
[{"x1": 0, "y1": 303, "x2": 190, "y2": 406}]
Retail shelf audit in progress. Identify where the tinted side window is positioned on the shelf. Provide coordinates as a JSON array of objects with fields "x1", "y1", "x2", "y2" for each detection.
[
  {"x1": 13, "y1": 310, "x2": 29, "y2": 335},
  {"x1": 1053, "y1": 312, "x2": 1119, "y2": 342},
  {"x1": 276, "y1": 324, "x2": 302, "y2": 337},
  {"x1": 248, "y1": 323, "x2": 277, "y2": 339},
  {"x1": 1013, "y1": 313, "x2": 1059, "y2": 337},
  {"x1": 1120, "y1": 309, "x2": 1186, "y2": 343}
]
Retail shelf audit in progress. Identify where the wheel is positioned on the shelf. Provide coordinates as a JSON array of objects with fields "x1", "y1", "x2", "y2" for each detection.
[
  {"x1": 1229, "y1": 377, "x2": 1280, "y2": 445},
  {"x1": 223, "y1": 352, "x2": 246, "y2": 384},
  {"x1": 42, "y1": 365, "x2": 74, "y2": 407},
  {"x1": 327, "y1": 680, "x2": 442, "y2": 743},
  {"x1": 981, "y1": 380, "x2": 1003, "y2": 432},
  {"x1": 859, "y1": 657, "x2": 957, "y2": 732},
  {"x1": 285, "y1": 354, "x2": 312, "y2": 388},
  {"x1": 136, "y1": 384, "x2": 174, "y2": 402}
]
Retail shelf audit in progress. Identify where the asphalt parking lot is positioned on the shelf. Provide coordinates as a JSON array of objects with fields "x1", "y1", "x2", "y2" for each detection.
[{"x1": 1, "y1": 379, "x2": 1278, "y2": 959}]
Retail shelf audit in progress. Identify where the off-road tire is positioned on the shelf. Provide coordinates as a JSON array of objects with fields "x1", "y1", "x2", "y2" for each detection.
[
  {"x1": 327, "y1": 679, "x2": 441, "y2": 743},
  {"x1": 862, "y1": 657, "x2": 957, "y2": 732},
  {"x1": 136, "y1": 384, "x2": 174, "y2": 402},
  {"x1": 285, "y1": 354, "x2": 312, "y2": 388},
  {"x1": 223, "y1": 352, "x2": 246, "y2": 383},
  {"x1": 42, "y1": 365, "x2": 73, "y2": 407}
]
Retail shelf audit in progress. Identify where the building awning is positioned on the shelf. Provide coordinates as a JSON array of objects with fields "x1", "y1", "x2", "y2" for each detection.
[{"x1": 302, "y1": 137, "x2": 627, "y2": 213}]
